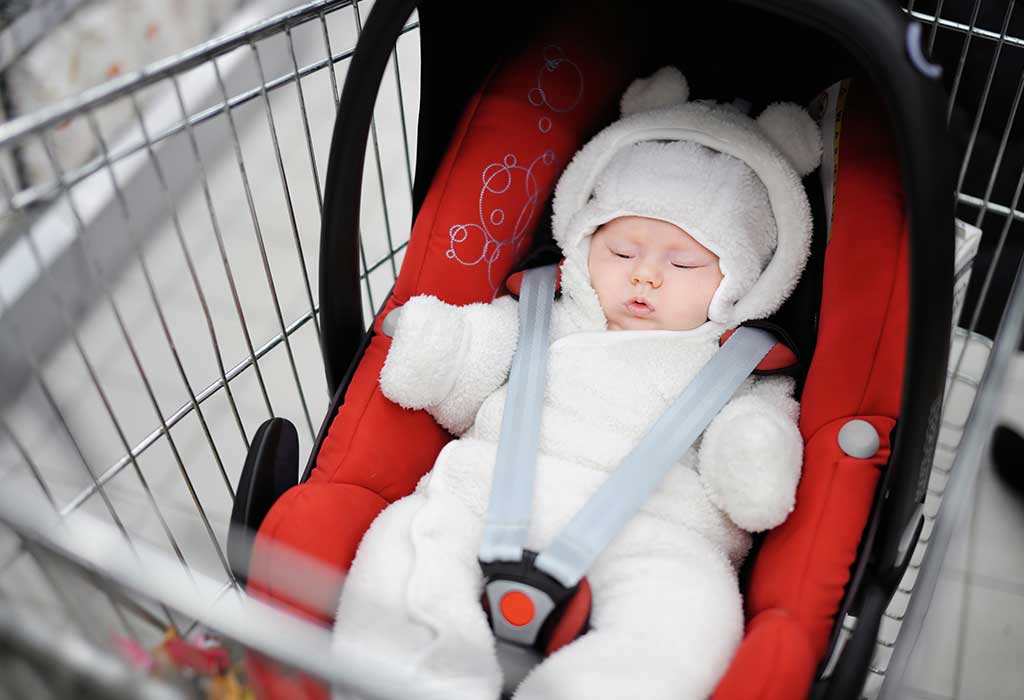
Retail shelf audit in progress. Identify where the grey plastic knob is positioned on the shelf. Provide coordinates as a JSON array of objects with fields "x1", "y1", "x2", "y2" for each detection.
[
  {"x1": 381, "y1": 308, "x2": 403, "y2": 338},
  {"x1": 838, "y1": 420, "x2": 880, "y2": 459}
]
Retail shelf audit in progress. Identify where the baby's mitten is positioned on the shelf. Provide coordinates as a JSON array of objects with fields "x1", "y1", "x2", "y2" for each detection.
[
  {"x1": 699, "y1": 393, "x2": 802, "y2": 532},
  {"x1": 379, "y1": 295, "x2": 465, "y2": 410}
]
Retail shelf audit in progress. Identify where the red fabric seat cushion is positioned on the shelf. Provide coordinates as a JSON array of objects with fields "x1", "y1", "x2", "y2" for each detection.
[
  {"x1": 248, "y1": 23, "x2": 909, "y2": 697},
  {"x1": 714, "y1": 609, "x2": 818, "y2": 700},
  {"x1": 714, "y1": 81, "x2": 909, "y2": 698}
]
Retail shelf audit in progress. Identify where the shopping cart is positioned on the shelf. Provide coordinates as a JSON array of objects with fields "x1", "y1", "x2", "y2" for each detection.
[{"x1": 0, "y1": 0, "x2": 1017, "y2": 698}]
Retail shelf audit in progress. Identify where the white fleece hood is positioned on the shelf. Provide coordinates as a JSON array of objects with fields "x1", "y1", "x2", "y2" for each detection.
[{"x1": 551, "y1": 66, "x2": 822, "y2": 328}]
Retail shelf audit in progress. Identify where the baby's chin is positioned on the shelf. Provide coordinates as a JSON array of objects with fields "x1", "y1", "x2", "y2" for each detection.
[
  {"x1": 608, "y1": 317, "x2": 661, "y2": 331},
  {"x1": 606, "y1": 314, "x2": 704, "y2": 332}
]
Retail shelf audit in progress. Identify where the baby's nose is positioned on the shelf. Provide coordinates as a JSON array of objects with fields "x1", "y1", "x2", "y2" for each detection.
[{"x1": 631, "y1": 264, "x2": 662, "y2": 289}]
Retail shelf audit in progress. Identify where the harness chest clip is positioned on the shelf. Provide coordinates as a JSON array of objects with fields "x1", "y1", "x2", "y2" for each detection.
[{"x1": 480, "y1": 550, "x2": 591, "y2": 655}]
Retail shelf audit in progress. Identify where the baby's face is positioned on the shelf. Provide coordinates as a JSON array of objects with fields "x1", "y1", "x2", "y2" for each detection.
[{"x1": 588, "y1": 216, "x2": 724, "y2": 331}]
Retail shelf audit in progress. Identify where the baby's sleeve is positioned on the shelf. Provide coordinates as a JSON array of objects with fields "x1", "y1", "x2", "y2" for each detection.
[
  {"x1": 379, "y1": 294, "x2": 519, "y2": 436},
  {"x1": 698, "y1": 375, "x2": 803, "y2": 532}
]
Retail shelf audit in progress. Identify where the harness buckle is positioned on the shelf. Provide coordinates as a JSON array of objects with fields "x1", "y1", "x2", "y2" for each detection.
[{"x1": 480, "y1": 550, "x2": 591, "y2": 655}]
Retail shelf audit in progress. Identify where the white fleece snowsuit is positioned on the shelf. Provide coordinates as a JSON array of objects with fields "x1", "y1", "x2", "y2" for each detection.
[
  {"x1": 332, "y1": 269, "x2": 802, "y2": 700},
  {"x1": 332, "y1": 67, "x2": 819, "y2": 700}
]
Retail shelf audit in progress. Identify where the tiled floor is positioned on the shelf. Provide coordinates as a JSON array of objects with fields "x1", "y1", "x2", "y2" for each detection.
[{"x1": 2, "y1": 5, "x2": 1024, "y2": 700}]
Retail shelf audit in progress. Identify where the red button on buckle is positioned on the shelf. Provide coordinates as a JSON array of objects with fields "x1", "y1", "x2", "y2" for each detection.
[{"x1": 500, "y1": 591, "x2": 535, "y2": 627}]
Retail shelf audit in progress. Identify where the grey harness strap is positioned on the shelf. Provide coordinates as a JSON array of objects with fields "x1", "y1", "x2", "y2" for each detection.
[
  {"x1": 479, "y1": 264, "x2": 559, "y2": 565},
  {"x1": 535, "y1": 324, "x2": 777, "y2": 586},
  {"x1": 479, "y1": 264, "x2": 777, "y2": 587}
]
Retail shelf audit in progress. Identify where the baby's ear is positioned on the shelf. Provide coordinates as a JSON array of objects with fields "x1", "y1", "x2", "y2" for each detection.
[
  {"x1": 756, "y1": 102, "x2": 823, "y2": 176},
  {"x1": 620, "y1": 66, "x2": 690, "y2": 117}
]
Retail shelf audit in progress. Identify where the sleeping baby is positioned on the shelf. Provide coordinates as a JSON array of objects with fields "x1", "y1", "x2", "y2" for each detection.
[{"x1": 331, "y1": 66, "x2": 822, "y2": 700}]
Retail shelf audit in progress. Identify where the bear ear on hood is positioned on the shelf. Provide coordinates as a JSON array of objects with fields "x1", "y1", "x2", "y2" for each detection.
[
  {"x1": 756, "y1": 102, "x2": 823, "y2": 177},
  {"x1": 620, "y1": 66, "x2": 690, "y2": 116}
]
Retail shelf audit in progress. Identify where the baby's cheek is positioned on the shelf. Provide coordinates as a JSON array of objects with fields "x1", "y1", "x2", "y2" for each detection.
[{"x1": 590, "y1": 266, "x2": 614, "y2": 303}]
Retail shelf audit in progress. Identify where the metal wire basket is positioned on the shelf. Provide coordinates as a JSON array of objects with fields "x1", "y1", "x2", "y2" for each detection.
[
  {"x1": 0, "y1": 0, "x2": 421, "y2": 696},
  {"x1": 0, "y1": 0, "x2": 1019, "y2": 698}
]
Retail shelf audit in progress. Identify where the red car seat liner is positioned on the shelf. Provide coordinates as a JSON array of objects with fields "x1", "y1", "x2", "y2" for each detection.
[
  {"x1": 248, "y1": 52, "x2": 911, "y2": 700},
  {"x1": 248, "y1": 71, "x2": 910, "y2": 700},
  {"x1": 245, "y1": 0, "x2": 918, "y2": 690},
  {"x1": 713, "y1": 81, "x2": 909, "y2": 699}
]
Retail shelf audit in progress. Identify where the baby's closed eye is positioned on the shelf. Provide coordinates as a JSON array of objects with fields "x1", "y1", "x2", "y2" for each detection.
[{"x1": 608, "y1": 243, "x2": 637, "y2": 259}]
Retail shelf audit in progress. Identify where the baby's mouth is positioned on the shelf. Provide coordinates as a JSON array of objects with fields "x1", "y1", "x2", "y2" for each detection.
[{"x1": 625, "y1": 296, "x2": 655, "y2": 318}]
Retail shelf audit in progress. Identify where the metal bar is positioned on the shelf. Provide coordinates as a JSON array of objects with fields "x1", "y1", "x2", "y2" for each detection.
[
  {"x1": 0, "y1": 600, "x2": 187, "y2": 700},
  {"x1": 13, "y1": 173, "x2": 191, "y2": 634},
  {"x1": 926, "y1": 0, "x2": 947, "y2": 57},
  {"x1": 318, "y1": 5, "x2": 376, "y2": 309},
  {"x1": 0, "y1": 0, "x2": 359, "y2": 149},
  {"x1": 945, "y1": 157, "x2": 1024, "y2": 418},
  {"x1": 181, "y1": 580, "x2": 234, "y2": 637},
  {"x1": 354, "y1": 2, "x2": 400, "y2": 282},
  {"x1": 26, "y1": 538, "x2": 173, "y2": 644},
  {"x1": 950, "y1": 0, "x2": 1016, "y2": 196},
  {"x1": 96, "y1": 588, "x2": 170, "y2": 634},
  {"x1": 23, "y1": 544, "x2": 105, "y2": 644},
  {"x1": 159, "y1": 80, "x2": 253, "y2": 447},
  {"x1": 358, "y1": 233, "x2": 376, "y2": 311},
  {"x1": 366, "y1": 241, "x2": 409, "y2": 277},
  {"x1": 0, "y1": 493, "x2": 474, "y2": 700},
  {"x1": 945, "y1": 0, "x2": 985, "y2": 125},
  {"x1": 34, "y1": 138, "x2": 180, "y2": 523},
  {"x1": 957, "y1": 190, "x2": 1024, "y2": 221},
  {"x1": 60, "y1": 308, "x2": 318, "y2": 518},
  {"x1": 907, "y1": 10, "x2": 1024, "y2": 50},
  {"x1": 123, "y1": 93, "x2": 235, "y2": 501},
  {"x1": 1, "y1": 419, "x2": 59, "y2": 512},
  {"x1": 0, "y1": 180, "x2": 125, "y2": 540},
  {"x1": 75, "y1": 114, "x2": 206, "y2": 576},
  {"x1": 0, "y1": 0, "x2": 91, "y2": 73},
  {"x1": 320, "y1": 12, "x2": 342, "y2": 109},
  {"x1": 250, "y1": 37, "x2": 319, "y2": 347},
  {"x1": 283, "y1": 27, "x2": 325, "y2": 343},
  {"x1": 210, "y1": 56, "x2": 316, "y2": 440},
  {"x1": 5, "y1": 309, "x2": 177, "y2": 557},
  {"x1": 7, "y1": 51, "x2": 358, "y2": 214},
  {"x1": 95, "y1": 586, "x2": 144, "y2": 646},
  {"x1": 973, "y1": 71, "x2": 1024, "y2": 229},
  {"x1": 0, "y1": 232, "x2": 134, "y2": 549},
  {"x1": 169, "y1": 73, "x2": 276, "y2": 425},
  {"x1": 110, "y1": 95, "x2": 242, "y2": 595},
  {"x1": 5, "y1": 21, "x2": 419, "y2": 214},
  {"x1": 391, "y1": 40, "x2": 415, "y2": 196},
  {"x1": 1, "y1": 513, "x2": 96, "y2": 638}
]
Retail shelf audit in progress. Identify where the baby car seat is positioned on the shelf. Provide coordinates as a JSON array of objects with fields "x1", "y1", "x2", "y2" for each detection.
[{"x1": 227, "y1": 1, "x2": 955, "y2": 698}]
